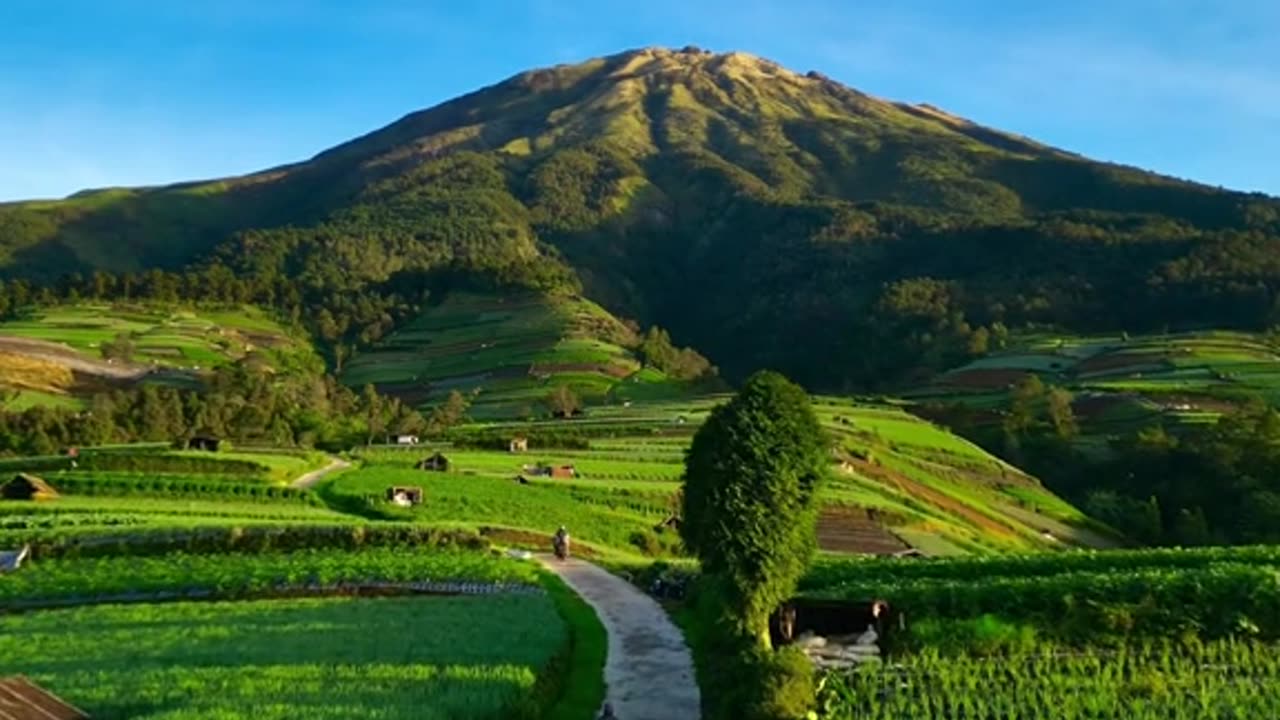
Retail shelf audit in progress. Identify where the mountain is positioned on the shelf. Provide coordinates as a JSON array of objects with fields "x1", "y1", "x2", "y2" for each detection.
[{"x1": 3, "y1": 46, "x2": 1279, "y2": 391}]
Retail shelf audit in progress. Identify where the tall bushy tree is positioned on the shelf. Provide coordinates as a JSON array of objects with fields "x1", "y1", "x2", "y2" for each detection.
[{"x1": 682, "y1": 370, "x2": 826, "y2": 647}]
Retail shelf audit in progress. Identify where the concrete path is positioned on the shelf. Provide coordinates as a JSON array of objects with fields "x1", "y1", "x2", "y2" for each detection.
[
  {"x1": 289, "y1": 458, "x2": 351, "y2": 489},
  {"x1": 541, "y1": 555, "x2": 701, "y2": 720}
]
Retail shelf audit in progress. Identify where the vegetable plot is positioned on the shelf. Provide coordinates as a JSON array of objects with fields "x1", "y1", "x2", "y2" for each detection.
[
  {"x1": 0, "y1": 594, "x2": 564, "y2": 720},
  {"x1": 820, "y1": 640, "x2": 1280, "y2": 720}
]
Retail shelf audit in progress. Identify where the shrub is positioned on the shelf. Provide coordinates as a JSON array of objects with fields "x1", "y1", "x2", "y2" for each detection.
[
  {"x1": 628, "y1": 530, "x2": 662, "y2": 556},
  {"x1": 906, "y1": 614, "x2": 1039, "y2": 655},
  {"x1": 683, "y1": 371, "x2": 826, "y2": 645}
]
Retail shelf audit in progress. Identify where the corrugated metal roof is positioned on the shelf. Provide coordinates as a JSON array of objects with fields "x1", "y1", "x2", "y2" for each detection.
[{"x1": 0, "y1": 677, "x2": 88, "y2": 720}]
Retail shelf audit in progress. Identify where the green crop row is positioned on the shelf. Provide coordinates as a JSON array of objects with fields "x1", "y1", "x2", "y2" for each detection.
[
  {"x1": 0, "y1": 452, "x2": 269, "y2": 476},
  {"x1": 44, "y1": 473, "x2": 315, "y2": 503},
  {"x1": 1, "y1": 545, "x2": 537, "y2": 605},
  {"x1": 802, "y1": 545, "x2": 1280, "y2": 590},
  {"x1": 809, "y1": 562, "x2": 1280, "y2": 643},
  {"x1": 819, "y1": 639, "x2": 1280, "y2": 720},
  {"x1": 18, "y1": 523, "x2": 487, "y2": 561}
]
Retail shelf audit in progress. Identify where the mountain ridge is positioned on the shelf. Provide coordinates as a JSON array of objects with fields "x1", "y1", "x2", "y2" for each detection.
[{"x1": 2, "y1": 46, "x2": 1280, "y2": 390}]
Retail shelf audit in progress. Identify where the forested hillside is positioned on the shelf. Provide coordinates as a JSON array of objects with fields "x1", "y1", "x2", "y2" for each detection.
[{"x1": 1, "y1": 47, "x2": 1278, "y2": 392}]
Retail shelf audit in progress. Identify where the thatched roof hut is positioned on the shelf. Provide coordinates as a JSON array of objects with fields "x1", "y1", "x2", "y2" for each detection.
[{"x1": 1, "y1": 474, "x2": 58, "y2": 501}]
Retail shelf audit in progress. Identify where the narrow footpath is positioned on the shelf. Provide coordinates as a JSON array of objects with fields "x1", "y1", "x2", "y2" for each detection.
[
  {"x1": 541, "y1": 556, "x2": 701, "y2": 720},
  {"x1": 289, "y1": 458, "x2": 351, "y2": 489}
]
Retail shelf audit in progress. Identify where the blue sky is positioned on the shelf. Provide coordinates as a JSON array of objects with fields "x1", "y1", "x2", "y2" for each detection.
[{"x1": 1, "y1": 0, "x2": 1276, "y2": 201}]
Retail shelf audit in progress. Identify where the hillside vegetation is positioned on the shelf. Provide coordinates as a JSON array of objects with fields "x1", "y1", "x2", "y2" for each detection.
[
  {"x1": 0, "y1": 47, "x2": 1276, "y2": 393},
  {"x1": 0, "y1": 302, "x2": 317, "y2": 409},
  {"x1": 342, "y1": 292, "x2": 708, "y2": 419},
  {"x1": 905, "y1": 329, "x2": 1280, "y2": 547}
]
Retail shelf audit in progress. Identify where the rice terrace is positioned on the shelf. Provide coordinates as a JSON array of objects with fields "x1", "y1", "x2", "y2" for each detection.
[{"x1": 3, "y1": 13, "x2": 1280, "y2": 720}]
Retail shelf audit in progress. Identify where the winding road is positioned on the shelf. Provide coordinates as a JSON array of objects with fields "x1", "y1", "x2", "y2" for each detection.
[{"x1": 541, "y1": 556, "x2": 701, "y2": 720}]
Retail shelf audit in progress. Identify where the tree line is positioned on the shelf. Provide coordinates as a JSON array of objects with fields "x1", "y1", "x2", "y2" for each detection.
[{"x1": 0, "y1": 359, "x2": 475, "y2": 456}]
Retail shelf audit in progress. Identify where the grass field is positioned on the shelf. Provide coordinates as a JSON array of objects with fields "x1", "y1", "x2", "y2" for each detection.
[
  {"x1": 0, "y1": 594, "x2": 565, "y2": 720},
  {"x1": 341, "y1": 293, "x2": 698, "y2": 419}
]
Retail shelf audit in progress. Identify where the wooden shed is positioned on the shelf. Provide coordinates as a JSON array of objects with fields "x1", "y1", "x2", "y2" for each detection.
[
  {"x1": 415, "y1": 452, "x2": 450, "y2": 472},
  {"x1": 1, "y1": 474, "x2": 58, "y2": 501},
  {"x1": 0, "y1": 676, "x2": 89, "y2": 719},
  {"x1": 509, "y1": 437, "x2": 529, "y2": 453},
  {"x1": 550, "y1": 465, "x2": 576, "y2": 479},
  {"x1": 386, "y1": 486, "x2": 424, "y2": 506},
  {"x1": 187, "y1": 435, "x2": 221, "y2": 452}
]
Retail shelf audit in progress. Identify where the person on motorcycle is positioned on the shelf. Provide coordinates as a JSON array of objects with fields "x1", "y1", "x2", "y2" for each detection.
[{"x1": 553, "y1": 526, "x2": 571, "y2": 559}]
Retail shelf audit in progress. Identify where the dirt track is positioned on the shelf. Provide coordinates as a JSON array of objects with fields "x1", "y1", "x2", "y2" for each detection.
[{"x1": 289, "y1": 458, "x2": 352, "y2": 489}]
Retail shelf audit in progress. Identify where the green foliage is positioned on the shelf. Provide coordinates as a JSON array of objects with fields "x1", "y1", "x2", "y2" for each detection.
[
  {"x1": 683, "y1": 371, "x2": 827, "y2": 643},
  {"x1": 689, "y1": 576, "x2": 816, "y2": 720},
  {"x1": 98, "y1": 332, "x2": 135, "y2": 362},
  {"x1": 1034, "y1": 400, "x2": 1280, "y2": 545},
  {"x1": 682, "y1": 373, "x2": 825, "y2": 719},
  {"x1": 0, "y1": 358, "x2": 405, "y2": 453},
  {"x1": 905, "y1": 614, "x2": 1040, "y2": 655},
  {"x1": 638, "y1": 326, "x2": 715, "y2": 381},
  {"x1": 546, "y1": 384, "x2": 581, "y2": 417}
]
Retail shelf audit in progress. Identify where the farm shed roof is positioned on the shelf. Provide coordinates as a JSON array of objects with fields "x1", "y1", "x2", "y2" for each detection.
[
  {"x1": 0, "y1": 676, "x2": 89, "y2": 719},
  {"x1": 1, "y1": 474, "x2": 58, "y2": 500}
]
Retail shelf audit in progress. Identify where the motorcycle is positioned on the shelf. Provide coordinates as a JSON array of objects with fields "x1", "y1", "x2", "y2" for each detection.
[{"x1": 552, "y1": 535, "x2": 569, "y2": 560}]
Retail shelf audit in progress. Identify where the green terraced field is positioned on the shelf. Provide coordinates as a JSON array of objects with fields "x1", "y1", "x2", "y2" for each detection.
[
  {"x1": 333, "y1": 396, "x2": 1104, "y2": 556},
  {"x1": 0, "y1": 303, "x2": 314, "y2": 370},
  {"x1": 911, "y1": 330, "x2": 1280, "y2": 442},
  {"x1": 341, "y1": 293, "x2": 698, "y2": 419}
]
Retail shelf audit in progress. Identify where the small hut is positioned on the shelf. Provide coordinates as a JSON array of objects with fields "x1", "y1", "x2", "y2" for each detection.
[
  {"x1": 386, "y1": 486, "x2": 424, "y2": 506},
  {"x1": 415, "y1": 452, "x2": 450, "y2": 472},
  {"x1": 654, "y1": 515, "x2": 682, "y2": 533},
  {"x1": 1, "y1": 474, "x2": 58, "y2": 501},
  {"x1": 187, "y1": 435, "x2": 221, "y2": 452},
  {"x1": 509, "y1": 437, "x2": 529, "y2": 453},
  {"x1": 550, "y1": 465, "x2": 576, "y2": 479},
  {"x1": 0, "y1": 676, "x2": 89, "y2": 719}
]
